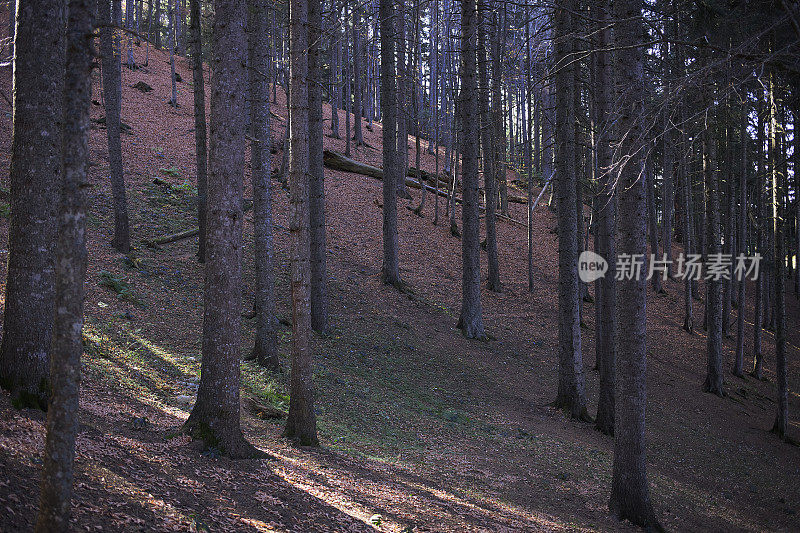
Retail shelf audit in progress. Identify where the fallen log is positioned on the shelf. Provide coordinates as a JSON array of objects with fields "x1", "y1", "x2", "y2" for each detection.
[
  {"x1": 324, "y1": 150, "x2": 451, "y2": 200},
  {"x1": 144, "y1": 228, "x2": 199, "y2": 248}
]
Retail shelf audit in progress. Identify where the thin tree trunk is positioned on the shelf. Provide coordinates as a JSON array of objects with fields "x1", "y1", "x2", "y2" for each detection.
[
  {"x1": 101, "y1": 0, "x2": 131, "y2": 252},
  {"x1": 168, "y1": 1, "x2": 178, "y2": 106},
  {"x1": 457, "y1": 0, "x2": 485, "y2": 339},
  {"x1": 189, "y1": 0, "x2": 207, "y2": 262},
  {"x1": 770, "y1": 73, "x2": 788, "y2": 439},
  {"x1": 35, "y1": 0, "x2": 92, "y2": 527},
  {"x1": 552, "y1": 0, "x2": 588, "y2": 420},
  {"x1": 309, "y1": 0, "x2": 327, "y2": 333},
  {"x1": 379, "y1": 0, "x2": 401, "y2": 287},
  {"x1": 284, "y1": 0, "x2": 319, "y2": 446},
  {"x1": 247, "y1": 0, "x2": 279, "y2": 370},
  {"x1": 733, "y1": 105, "x2": 747, "y2": 378},
  {"x1": 479, "y1": 0, "x2": 499, "y2": 292},
  {"x1": 703, "y1": 106, "x2": 724, "y2": 397},
  {"x1": 352, "y1": 4, "x2": 363, "y2": 145},
  {"x1": 594, "y1": 0, "x2": 616, "y2": 436}
]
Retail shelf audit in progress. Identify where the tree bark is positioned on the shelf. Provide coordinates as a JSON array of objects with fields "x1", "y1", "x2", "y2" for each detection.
[
  {"x1": 35, "y1": 0, "x2": 91, "y2": 528},
  {"x1": 183, "y1": 0, "x2": 259, "y2": 458},
  {"x1": 0, "y1": 0, "x2": 64, "y2": 409},
  {"x1": 380, "y1": 0, "x2": 401, "y2": 287},
  {"x1": 284, "y1": 0, "x2": 319, "y2": 446},
  {"x1": 552, "y1": 0, "x2": 588, "y2": 420},
  {"x1": 769, "y1": 73, "x2": 788, "y2": 439},
  {"x1": 457, "y1": 0, "x2": 485, "y2": 339},
  {"x1": 478, "y1": 0, "x2": 500, "y2": 292},
  {"x1": 247, "y1": 0, "x2": 279, "y2": 370},
  {"x1": 189, "y1": 0, "x2": 207, "y2": 262},
  {"x1": 309, "y1": 0, "x2": 327, "y2": 333},
  {"x1": 733, "y1": 106, "x2": 747, "y2": 378},
  {"x1": 703, "y1": 105, "x2": 724, "y2": 397},
  {"x1": 593, "y1": 0, "x2": 616, "y2": 436},
  {"x1": 609, "y1": 0, "x2": 660, "y2": 526}
]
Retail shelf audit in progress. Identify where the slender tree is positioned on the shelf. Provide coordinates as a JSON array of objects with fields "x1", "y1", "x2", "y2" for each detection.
[
  {"x1": 189, "y1": 0, "x2": 208, "y2": 262},
  {"x1": 380, "y1": 0, "x2": 401, "y2": 288},
  {"x1": 183, "y1": 0, "x2": 260, "y2": 458},
  {"x1": 457, "y1": 0, "x2": 485, "y2": 339},
  {"x1": 309, "y1": 0, "x2": 328, "y2": 333},
  {"x1": 99, "y1": 0, "x2": 131, "y2": 252},
  {"x1": 594, "y1": 0, "x2": 616, "y2": 436},
  {"x1": 552, "y1": 0, "x2": 588, "y2": 420},
  {"x1": 0, "y1": 0, "x2": 65, "y2": 409},
  {"x1": 769, "y1": 73, "x2": 788, "y2": 439},
  {"x1": 247, "y1": 0, "x2": 279, "y2": 371},
  {"x1": 284, "y1": 0, "x2": 319, "y2": 446},
  {"x1": 35, "y1": 0, "x2": 93, "y2": 528},
  {"x1": 609, "y1": 0, "x2": 660, "y2": 525}
]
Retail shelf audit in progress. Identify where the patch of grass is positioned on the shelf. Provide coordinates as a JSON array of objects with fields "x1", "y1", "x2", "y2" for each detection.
[
  {"x1": 240, "y1": 361, "x2": 289, "y2": 413},
  {"x1": 98, "y1": 270, "x2": 143, "y2": 306},
  {"x1": 0, "y1": 201, "x2": 10, "y2": 218},
  {"x1": 159, "y1": 167, "x2": 181, "y2": 177}
]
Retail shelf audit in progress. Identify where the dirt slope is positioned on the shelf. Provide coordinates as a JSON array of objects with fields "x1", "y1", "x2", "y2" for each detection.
[{"x1": 0, "y1": 37, "x2": 798, "y2": 532}]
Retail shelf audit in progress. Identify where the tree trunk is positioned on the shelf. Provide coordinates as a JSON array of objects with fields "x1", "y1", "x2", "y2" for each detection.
[
  {"x1": 284, "y1": 0, "x2": 319, "y2": 446},
  {"x1": 609, "y1": 0, "x2": 660, "y2": 525},
  {"x1": 396, "y1": 7, "x2": 410, "y2": 199},
  {"x1": 645, "y1": 159, "x2": 663, "y2": 293},
  {"x1": 189, "y1": 0, "x2": 207, "y2": 262},
  {"x1": 770, "y1": 74, "x2": 788, "y2": 439},
  {"x1": 593, "y1": 0, "x2": 616, "y2": 436},
  {"x1": 478, "y1": 0, "x2": 499, "y2": 292},
  {"x1": 380, "y1": 0, "x2": 401, "y2": 287},
  {"x1": 100, "y1": 0, "x2": 131, "y2": 252},
  {"x1": 552, "y1": 0, "x2": 588, "y2": 420},
  {"x1": 34, "y1": 0, "x2": 91, "y2": 528},
  {"x1": 456, "y1": 0, "x2": 485, "y2": 339},
  {"x1": 733, "y1": 106, "x2": 747, "y2": 378},
  {"x1": 352, "y1": 4, "x2": 363, "y2": 145},
  {"x1": 752, "y1": 99, "x2": 764, "y2": 378},
  {"x1": 247, "y1": 0, "x2": 279, "y2": 370},
  {"x1": 309, "y1": 0, "x2": 327, "y2": 334},
  {"x1": 0, "y1": 0, "x2": 64, "y2": 409},
  {"x1": 703, "y1": 103, "x2": 724, "y2": 397},
  {"x1": 167, "y1": 1, "x2": 178, "y2": 106},
  {"x1": 183, "y1": 0, "x2": 259, "y2": 458}
]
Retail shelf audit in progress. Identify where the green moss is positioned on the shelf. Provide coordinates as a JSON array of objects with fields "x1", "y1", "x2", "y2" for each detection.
[{"x1": 98, "y1": 270, "x2": 143, "y2": 306}]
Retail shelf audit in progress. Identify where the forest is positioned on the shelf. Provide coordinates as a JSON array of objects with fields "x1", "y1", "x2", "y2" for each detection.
[{"x1": 0, "y1": 0, "x2": 798, "y2": 530}]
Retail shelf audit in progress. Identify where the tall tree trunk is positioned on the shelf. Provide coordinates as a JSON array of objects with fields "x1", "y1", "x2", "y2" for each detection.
[
  {"x1": 183, "y1": 0, "x2": 259, "y2": 458},
  {"x1": 284, "y1": 0, "x2": 319, "y2": 446},
  {"x1": 100, "y1": 0, "x2": 131, "y2": 252},
  {"x1": 352, "y1": 4, "x2": 363, "y2": 145},
  {"x1": 380, "y1": 0, "x2": 401, "y2": 287},
  {"x1": 329, "y1": 0, "x2": 340, "y2": 138},
  {"x1": 35, "y1": 0, "x2": 92, "y2": 527},
  {"x1": 167, "y1": 1, "x2": 178, "y2": 106},
  {"x1": 456, "y1": 0, "x2": 485, "y2": 340},
  {"x1": 645, "y1": 158, "x2": 663, "y2": 293},
  {"x1": 478, "y1": 0, "x2": 500, "y2": 292},
  {"x1": 189, "y1": 0, "x2": 207, "y2": 262},
  {"x1": 247, "y1": 0, "x2": 279, "y2": 370},
  {"x1": 703, "y1": 106, "x2": 724, "y2": 396},
  {"x1": 733, "y1": 105, "x2": 747, "y2": 378},
  {"x1": 593, "y1": 0, "x2": 616, "y2": 436},
  {"x1": 309, "y1": 0, "x2": 327, "y2": 334},
  {"x1": 682, "y1": 125, "x2": 694, "y2": 332},
  {"x1": 396, "y1": 6, "x2": 410, "y2": 199},
  {"x1": 769, "y1": 73, "x2": 788, "y2": 439},
  {"x1": 0, "y1": 0, "x2": 64, "y2": 409},
  {"x1": 609, "y1": 0, "x2": 660, "y2": 525},
  {"x1": 552, "y1": 0, "x2": 587, "y2": 420}
]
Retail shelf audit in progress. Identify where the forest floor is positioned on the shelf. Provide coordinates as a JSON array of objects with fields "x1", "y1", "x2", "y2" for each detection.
[{"x1": 0, "y1": 40, "x2": 799, "y2": 532}]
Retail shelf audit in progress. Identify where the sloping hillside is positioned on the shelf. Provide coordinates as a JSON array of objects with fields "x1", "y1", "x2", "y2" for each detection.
[{"x1": 0, "y1": 39, "x2": 798, "y2": 532}]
